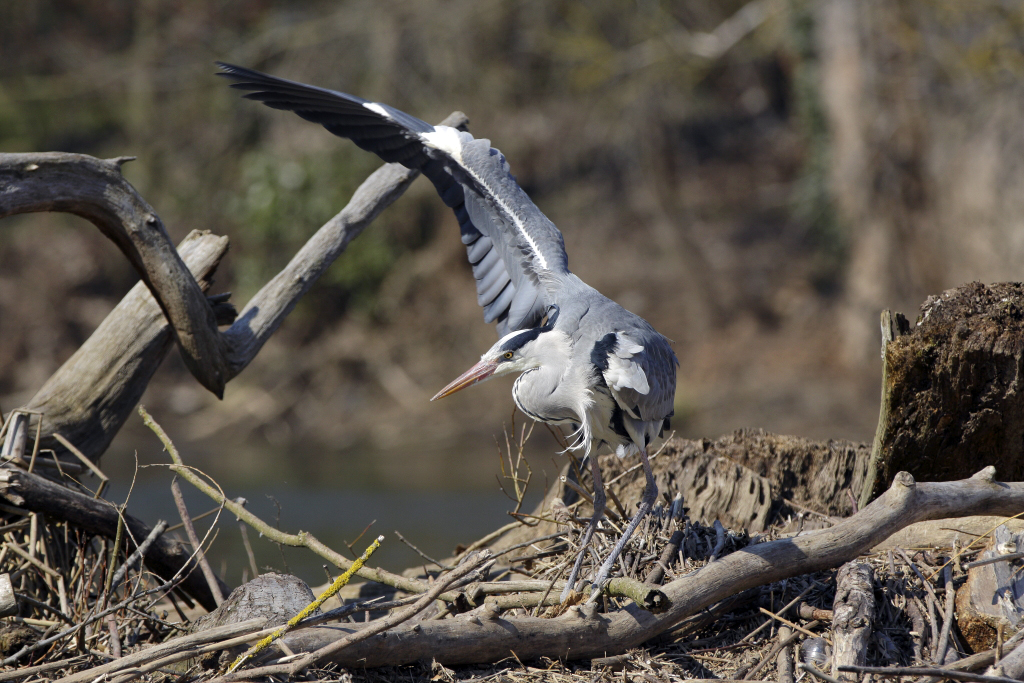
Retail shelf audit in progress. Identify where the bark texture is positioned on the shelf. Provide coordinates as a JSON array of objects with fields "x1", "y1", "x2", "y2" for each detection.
[
  {"x1": 832, "y1": 562, "x2": 875, "y2": 681},
  {"x1": 496, "y1": 430, "x2": 870, "y2": 554},
  {"x1": 0, "y1": 153, "x2": 230, "y2": 396},
  {"x1": 18, "y1": 230, "x2": 229, "y2": 463},
  {"x1": 866, "y1": 282, "x2": 1024, "y2": 501}
]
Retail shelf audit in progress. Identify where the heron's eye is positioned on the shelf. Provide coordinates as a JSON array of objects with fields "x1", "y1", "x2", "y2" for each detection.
[{"x1": 503, "y1": 351, "x2": 514, "y2": 360}]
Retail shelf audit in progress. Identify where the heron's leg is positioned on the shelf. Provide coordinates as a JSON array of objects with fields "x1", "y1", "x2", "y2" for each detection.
[
  {"x1": 559, "y1": 454, "x2": 607, "y2": 602},
  {"x1": 588, "y1": 446, "x2": 657, "y2": 602}
]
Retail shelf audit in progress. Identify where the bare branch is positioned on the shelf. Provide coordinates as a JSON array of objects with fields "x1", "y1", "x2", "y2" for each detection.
[
  {"x1": 0, "y1": 466, "x2": 227, "y2": 610},
  {"x1": 0, "y1": 153, "x2": 229, "y2": 396},
  {"x1": 20, "y1": 229, "x2": 229, "y2": 462}
]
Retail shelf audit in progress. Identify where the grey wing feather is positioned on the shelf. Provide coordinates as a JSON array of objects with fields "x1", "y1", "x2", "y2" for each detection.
[
  {"x1": 626, "y1": 331, "x2": 678, "y2": 422},
  {"x1": 217, "y1": 62, "x2": 570, "y2": 337}
]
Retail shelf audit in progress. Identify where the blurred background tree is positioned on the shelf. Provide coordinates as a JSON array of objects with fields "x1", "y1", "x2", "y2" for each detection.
[{"x1": 2, "y1": 0, "x2": 1023, "y2": 499}]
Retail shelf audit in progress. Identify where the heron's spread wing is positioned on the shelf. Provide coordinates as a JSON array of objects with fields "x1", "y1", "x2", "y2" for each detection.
[{"x1": 217, "y1": 62, "x2": 569, "y2": 336}]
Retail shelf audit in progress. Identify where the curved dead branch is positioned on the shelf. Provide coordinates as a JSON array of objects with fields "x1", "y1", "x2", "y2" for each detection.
[
  {"x1": 19, "y1": 230, "x2": 229, "y2": 461},
  {"x1": 273, "y1": 467, "x2": 1024, "y2": 667},
  {"x1": 0, "y1": 153, "x2": 229, "y2": 397}
]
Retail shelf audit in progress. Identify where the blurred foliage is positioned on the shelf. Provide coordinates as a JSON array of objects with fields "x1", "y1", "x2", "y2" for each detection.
[
  {"x1": 11, "y1": 0, "x2": 1024, "y2": 483},
  {"x1": 787, "y1": 0, "x2": 844, "y2": 295}
]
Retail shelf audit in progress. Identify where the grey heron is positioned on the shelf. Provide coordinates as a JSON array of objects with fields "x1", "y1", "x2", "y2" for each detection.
[{"x1": 217, "y1": 63, "x2": 678, "y2": 602}]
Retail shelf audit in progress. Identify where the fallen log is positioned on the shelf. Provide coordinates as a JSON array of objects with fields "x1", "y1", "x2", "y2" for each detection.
[{"x1": 831, "y1": 562, "x2": 874, "y2": 681}]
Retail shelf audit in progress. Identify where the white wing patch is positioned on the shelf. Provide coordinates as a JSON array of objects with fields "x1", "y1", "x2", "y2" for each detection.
[
  {"x1": 362, "y1": 102, "x2": 392, "y2": 119},
  {"x1": 603, "y1": 334, "x2": 649, "y2": 396},
  {"x1": 419, "y1": 127, "x2": 550, "y2": 272},
  {"x1": 420, "y1": 126, "x2": 464, "y2": 165}
]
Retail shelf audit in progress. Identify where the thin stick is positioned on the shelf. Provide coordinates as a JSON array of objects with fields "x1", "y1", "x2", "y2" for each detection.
[
  {"x1": 170, "y1": 477, "x2": 224, "y2": 606},
  {"x1": 800, "y1": 662, "x2": 842, "y2": 683},
  {"x1": 454, "y1": 520, "x2": 524, "y2": 559},
  {"x1": 777, "y1": 625, "x2": 795, "y2": 683},
  {"x1": 239, "y1": 521, "x2": 259, "y2": 580},
  {"x1": 103, "y1": 506, "x2": 126, "y2": 603},
  {"x1": 106, "y1": 614, "x2": 122, "y2": 658},
  {"x1": 896, "y1": 546, "x2": 941, "y2": 604},
  {"x1": 935, "y1": 564, "x2": 955, "y2": 665},
  {"x1": 164, "y1": 505, "x2": 221, "y2": 533},
  {"x1": 227, "y1": 535, "x2": 384, "y2": 672},
  {"x1": 741, "y1": 585, "x2": 814, "y2": 643},
  {"x1": 743, "y1": 622, "x2": 810, "y2": 681},
  {"x1": 963, "y1": 551, "x2": 1024, "y2": 570},
  {"x1": 53, "y1": 432, "x2": 109, "y2": 498},
  {"x1": 759, "y1": 606, "x2": 828, "y2": 643},
  {"x1": 27, "y1": 415, "x2": 42, "y2": 474},
  {"x1": 839, "y1": 665, "x2": 1021, "y2": 683},
  {"x1": 139, "y1": 405, "x2": 430, "y2": 597},
  {"x1": 110, "y1": 520, "x2": 168, "y2": 592},
  {"x1": 395, "y1": 531, "x2": 451, "y2": 570}
]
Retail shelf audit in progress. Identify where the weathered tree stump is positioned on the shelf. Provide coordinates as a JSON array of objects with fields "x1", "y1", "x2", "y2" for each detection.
[
  {"x1": 863, "y1": 282, "x2": 1024, "y2": 504},
  {"x1": 189, "y1": 573, "x2": 317, "y2": 670}
]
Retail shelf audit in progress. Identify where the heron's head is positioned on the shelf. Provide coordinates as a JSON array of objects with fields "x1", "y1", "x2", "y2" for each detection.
[{"x1": 431, "y1": 306, "x2": 561, "y2": 401}]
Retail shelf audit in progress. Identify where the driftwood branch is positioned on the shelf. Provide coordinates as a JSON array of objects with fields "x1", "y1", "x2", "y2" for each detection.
[
  {"x1": 266, "y1": 467, "x2": 1024, "y2": 667},
  {"x1": 0, "y1": 466, "x2": 227, "y2": 610},
  {"x1": 0, "y1": 153, "x2": 229, "y2": 396},
  {"x1": 18, "y1": 229, "x2": 229, "y2": 462},
  {"x1": 57, "y1": 618, "x2": 271, "y2": 683}
]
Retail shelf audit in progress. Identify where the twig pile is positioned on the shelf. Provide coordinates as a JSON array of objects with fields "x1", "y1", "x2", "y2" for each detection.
[
  {"x1": 1, "y1": 410, "x2": 1022, "y2": 683},
  {"x1": 0, "y1": 490, "x2": 189, "y2": 680}
]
